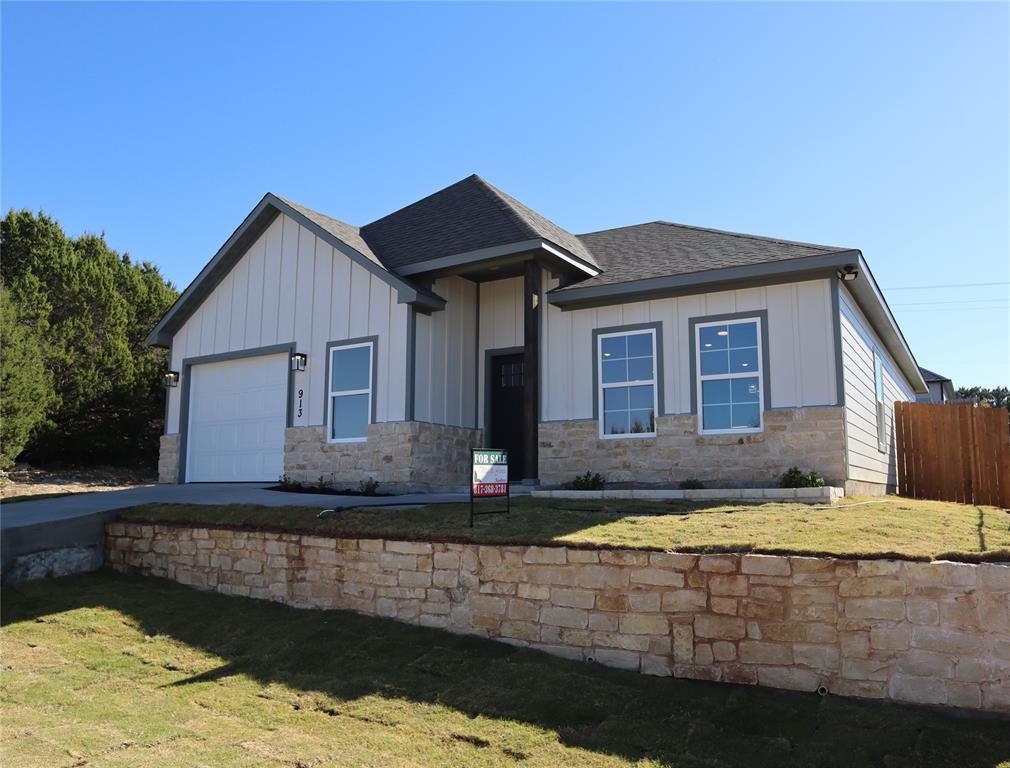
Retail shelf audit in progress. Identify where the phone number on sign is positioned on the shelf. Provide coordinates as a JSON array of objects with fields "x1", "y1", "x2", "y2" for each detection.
[{"x1": 473, "y1": 482, "x2": 508, "y2": 497}]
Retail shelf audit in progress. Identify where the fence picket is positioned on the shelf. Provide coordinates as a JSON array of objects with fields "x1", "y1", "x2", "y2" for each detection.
[{"x1": 894, "y1": 402, "x2": 1009, "y2": 508}]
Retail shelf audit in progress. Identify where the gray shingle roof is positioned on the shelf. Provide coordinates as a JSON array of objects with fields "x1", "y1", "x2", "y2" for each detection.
[
  {"x1": 359, "y1": 175, "x2": 599, "y2": 271},
  {"x1": 918, "y1": 367, "x2": 950, "y2": 383},
  {"x1": 273, "y1": 194, "x2": 386, "y2": 270},
  {"x1": 553, "y1": 221, "x2": 852, "y2": 292}
]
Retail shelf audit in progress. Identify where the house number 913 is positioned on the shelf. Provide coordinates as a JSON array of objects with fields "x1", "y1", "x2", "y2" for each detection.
[{"x1": 297, "y1": 389, "x2": 304, "y2": 419}]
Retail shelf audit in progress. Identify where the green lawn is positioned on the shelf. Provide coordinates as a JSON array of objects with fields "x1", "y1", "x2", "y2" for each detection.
[
  {"x1": 3, "y1": 572, "x2": 1008, "y2": 768},
  {"x1": 118, "y1": 495, "x2": 1010, "y2": 562}
]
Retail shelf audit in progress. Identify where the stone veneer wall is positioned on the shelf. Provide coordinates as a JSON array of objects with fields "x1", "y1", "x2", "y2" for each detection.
[
  {"x1": 158, "y1": 434, "x2": 181, "y2": 484},
  {"x1": 284, "y1": 422, "x2": 482, "y2": 492},
  {"x1": 107, "y1": 524, "x2": 1010, "y2": 713},
  {"x1": 538, "y1": 407, "x2": 847, "y2": 488}
]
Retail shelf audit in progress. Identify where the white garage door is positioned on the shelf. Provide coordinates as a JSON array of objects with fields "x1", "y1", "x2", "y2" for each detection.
[{"x1": 185, "y1": 353, "x2": 288, "y2": 482}]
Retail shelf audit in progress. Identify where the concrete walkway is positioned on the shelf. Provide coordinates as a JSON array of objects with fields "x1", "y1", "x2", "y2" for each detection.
[{"x1": 1, "y1": 483, "x2": 467, "y2": 578}]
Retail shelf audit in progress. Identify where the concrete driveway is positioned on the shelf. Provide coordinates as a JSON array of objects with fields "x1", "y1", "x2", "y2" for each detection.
[{"x1": 1, "y1": 483, "x2": 467, "y2": 577}]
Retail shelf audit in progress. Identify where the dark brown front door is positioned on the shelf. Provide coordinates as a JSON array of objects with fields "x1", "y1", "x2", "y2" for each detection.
[{"x1": 489, "y1": 353, "x2": 526, "y2": 480}]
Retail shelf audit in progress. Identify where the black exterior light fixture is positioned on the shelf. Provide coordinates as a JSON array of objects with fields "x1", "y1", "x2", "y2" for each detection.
[
  {"x1": 836, "y1": 264, "x2": 859, "y2": 282},
  {"x1": 164, "y1": 371, "x2": 180, "y2": 388},
  {"x1": 290, "y1": 352, "x2": 307, "y2": 372}
]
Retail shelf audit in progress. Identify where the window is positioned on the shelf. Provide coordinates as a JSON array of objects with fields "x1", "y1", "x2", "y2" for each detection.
[
  {"x1": 873, "y1": 352, "x2": 886, "y2": 451},
  {"x1": 598, "y1": 329, "x2": 657, "y2": 438},
  {"x1": 328, "y1": 341, "x2": 373, "y2": 442},
  {"x1": 696, "y1": 318, "x2": 763, "y2": 433}
]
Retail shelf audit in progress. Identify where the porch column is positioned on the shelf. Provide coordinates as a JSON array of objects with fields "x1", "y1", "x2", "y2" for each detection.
[{"x1": 523, "y1": 260, "x2": 540, "y2": 481}]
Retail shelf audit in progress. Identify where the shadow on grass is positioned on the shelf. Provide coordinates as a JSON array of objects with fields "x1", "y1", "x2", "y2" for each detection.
[{"x1": 4, "y1": 571, "x2": 1010, "y2": 768}]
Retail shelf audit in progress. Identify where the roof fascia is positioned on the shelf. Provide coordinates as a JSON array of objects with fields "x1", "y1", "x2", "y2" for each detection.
[
  {"x1": 145, "y1": 194, "x2": 445, "y2": 348},
  {"x1": 395, "y1": 238, "x2": 599, "y2": 279},
  {"x1": 846, "y1": 253, "x2": 928, "y2": 394},
  {"x1": 546, "y1": 250, "x2": 862, "y2": 310}
]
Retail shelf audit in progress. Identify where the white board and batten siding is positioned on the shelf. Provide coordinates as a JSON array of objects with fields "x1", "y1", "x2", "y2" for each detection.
[
  {"x1": 838, "y1": 284, "x2": 916, "y2": 488},
  {"x1": 413, "y1": 276, "x2": 478, "y2": 428},
  {"x1": 542, "y1": 277, "x2": 838, "y2": 421},
  {"x1": 165, "y1": 213, "x2": 409, "y2": 435}
]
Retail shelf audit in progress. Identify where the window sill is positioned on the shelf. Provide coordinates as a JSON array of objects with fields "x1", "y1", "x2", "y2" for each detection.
[
  {"x1": 599, "y1": 432, "x2": 657, "y2": 440},
  {"x1": 698, "y1": 428, "x2": 763, "y2": 437},
  {"x1": 327, "y1": 437, "x2": 368, "y2": 445}
]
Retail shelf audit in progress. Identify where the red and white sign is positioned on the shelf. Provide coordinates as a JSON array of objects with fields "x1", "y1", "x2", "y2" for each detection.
[{"x1": 472, "y1": 449, "x2": 509, "y2": 498}]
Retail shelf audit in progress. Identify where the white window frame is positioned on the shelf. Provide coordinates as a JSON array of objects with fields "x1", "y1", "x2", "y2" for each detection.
[
  {"x1": 327, "y1": 340, "x2": 373, "y2": 444},
  {"x1": 873, "y1": 351, "x2": 886, "y2": 452},
  {"x1": 597, "y1": 328, "x2": 658, "y2": 440},
  {"x1": 695, "y1": 316, "x2": 764, "y2": 436}
]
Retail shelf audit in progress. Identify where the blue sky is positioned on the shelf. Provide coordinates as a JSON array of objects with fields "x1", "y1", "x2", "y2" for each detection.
[{"x1": 3, "y1": 2, "x2": 1007, "y2": 386}]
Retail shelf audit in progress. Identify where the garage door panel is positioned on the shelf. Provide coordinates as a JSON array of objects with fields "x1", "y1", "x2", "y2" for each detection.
[{"x1": 186, "y1": 353, "x2": 287, "y2": 482}]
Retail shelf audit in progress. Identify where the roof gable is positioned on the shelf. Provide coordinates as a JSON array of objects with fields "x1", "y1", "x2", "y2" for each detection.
[
  {"x1": 145, "y1": 194, "x2": 444, "y2": 347},
  {"x1": 360, "y1": 174, "x2": 598, "y2": 271}
]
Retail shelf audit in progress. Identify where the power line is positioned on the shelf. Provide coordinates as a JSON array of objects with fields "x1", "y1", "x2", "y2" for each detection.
[
  {"x1": 885, "y1": 281, "x2": 1010, "y2": 290},
  {"x1": 892, "y1": 298, "x2": 1010, "y2": 307},
  {"x1": 893, "y1": 306, "x2": 1010, "y2": 313}
]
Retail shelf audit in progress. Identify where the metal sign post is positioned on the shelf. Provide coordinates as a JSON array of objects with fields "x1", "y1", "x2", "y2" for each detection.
[{"x1": 470, "y1": 449, "x2": 510, "y2": 528}]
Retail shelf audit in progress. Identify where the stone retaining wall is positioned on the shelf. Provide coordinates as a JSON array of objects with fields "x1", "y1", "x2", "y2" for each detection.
[
  {"x1": 283, "y1": 422, "x2": 482, "y2": 492},
  {"x1": 106, "y1": 524, "x2": 1010, "y2": 713},
  {"x1": 538, "y1": 407, "x2": 847, "y2": 488}
]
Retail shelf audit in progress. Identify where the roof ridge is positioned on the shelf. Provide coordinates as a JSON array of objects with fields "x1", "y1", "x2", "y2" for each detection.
[
  {"x1": 577, "y1": 219, "x2": 849, "y2": 253},
  {"x1": 470, "y1": 176, "x2": 539, "y2": 241},
  {"x1": 273, "y1": 193, "x2": 360, "y2": 230},
  {"x1": 651, "y1": 220, "x2": 847, "y2": 252}
]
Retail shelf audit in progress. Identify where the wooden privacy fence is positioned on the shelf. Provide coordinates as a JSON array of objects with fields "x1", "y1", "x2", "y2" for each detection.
[{"x1": 895, "y1": 402, "x2": 1010, "y2": 508}]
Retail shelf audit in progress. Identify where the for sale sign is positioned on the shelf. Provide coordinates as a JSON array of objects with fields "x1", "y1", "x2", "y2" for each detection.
[{"x1": 472, "y1": 449, "x2": 509, "y2": 497}]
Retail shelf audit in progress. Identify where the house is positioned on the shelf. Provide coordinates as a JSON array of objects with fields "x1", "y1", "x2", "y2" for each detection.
[
  {"x1": 148, "y1": 174, "x2": 928, "y2": 495},
  {"x1": 916, "y1": 367, "x2": 956, "y2": 404}
]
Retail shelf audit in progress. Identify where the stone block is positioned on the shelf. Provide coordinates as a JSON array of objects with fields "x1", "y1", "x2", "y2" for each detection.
[
  {"x1": 523, "y1": 546, "x2": 567, "y2": 564},
  {"x1": 698, "y1": 555, "x2": 738, "y2": 573},
  {"x1": 694, "y1": 614, "x2": 746, "y2": 640},
  {"x1": 591, "y1": 648, "x2": 640, "y2": 671},
  {"x1": 741, "y1": 555, "x2": 791, "y2": 576},
  {"x1": 870, "y1": 627, "x2": 909, "y2": 651},
  {"x1": 600, "y1": 551, "x2": 649, "y2": 566},
  {"x1": 619, "y1": 613, "x2": 669, "y2": 635},
  {"x1": 541, "y1": 606, "x2": 589, "y2": 629},
  {"x1": 662, "y1": 590, "x2": 708, "y2": 613},
  {"x1": 890, "y1": 675, "x2": 946, "y2": 705},
  {"x1": 844, "y1": 598, "x2": 906, "y2": 621},
  {"x1": 793, "y1": 644, "x2": 839, "y2": 670},
  {"x1": 641, "y1": 654, "x2": 672, "y2": 677},
  {"x1": 757, "y1": 666, "x2": 820, "y2": 693},
  {"x1": 630, "y1": 568, "x2": 685, "y2": 587},
  {"x1": 712, "y1": 641, "x2": 736, "y2": 661},
  {"x1": 470, "y1": 595, "x2": 507, "y2": 616},
  {"x1": 551, "y1": 588, "x2": 596, "y2": 609},
  {"x1": 738, "y1": 641, "x2": 792, "y2": 665},
  {"x1": 711, "y1": 597, "x2": 738, "y2": 616},
  {"x1": 649, "y1": 553, "x2": 697, "y2": 570},
  {"x1": 708, "y1": 575, "x2": 749, "y2": 596},
  {"x1": 517, "y1": 583, "x2": 550, "y2": 601}
]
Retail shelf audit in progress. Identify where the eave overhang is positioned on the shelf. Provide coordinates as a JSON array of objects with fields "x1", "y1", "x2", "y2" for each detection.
[
  {"x1": 393, "y1": 238, "x2": 600, "y2": 282},
  {"x1": 547, "y1": 249, "x2": 927, "y2": 395},
  {"x1": 145, "y1": 193, "x2": 446, "y2": 348}
]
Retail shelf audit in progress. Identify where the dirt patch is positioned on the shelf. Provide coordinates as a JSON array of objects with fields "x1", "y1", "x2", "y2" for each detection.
[{"x1": 0, "y1": 464, "x2": 155, "y2": 501}]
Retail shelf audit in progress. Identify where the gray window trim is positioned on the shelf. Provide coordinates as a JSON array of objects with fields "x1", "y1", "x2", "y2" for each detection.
[
  {"x1": 483, "y1": 346, "x2": 524, "y2": 447},
  {"x1": 591, "y1": 322, "x2": 665, "y2": 421},
  {"x1": 688, "y1": 311, "x2": 771, "y2": 418},
  {"x1": 177, "y1": 342, "x2": 297, "y2": 483},
  {"x1": 830, "y1": 279, "x2": 845, "y2": 406},
  {"x1": 324, "y1": 336, "x2": 379, "y2": 441}
]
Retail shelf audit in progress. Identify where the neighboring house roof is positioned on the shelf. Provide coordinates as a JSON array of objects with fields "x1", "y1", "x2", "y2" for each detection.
[
  {"x1": 359, "y1": 174, "x2": 599, "y2": 272},
  {"x1": 918, "y1": 366, "x2": 952, "y2": 383},
  {"x1": 567, "y1": 221, "x2": 852, "y2": 290}
]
